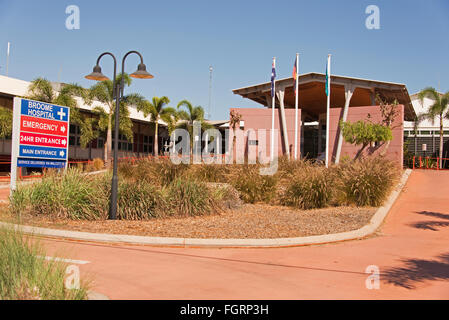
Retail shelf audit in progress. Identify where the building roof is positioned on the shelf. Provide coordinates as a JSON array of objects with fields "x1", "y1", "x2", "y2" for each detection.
[
  {"x1": 0, "y1": 75, "x2": 167, "y2": 125},
  {"x1": 233, "y1": 72, "x2": 416, "y2": 121}
]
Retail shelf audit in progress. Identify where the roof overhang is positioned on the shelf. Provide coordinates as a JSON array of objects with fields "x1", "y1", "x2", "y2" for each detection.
[{"x1": 233, "y1": 72, "x2": 416, "y2": 121}]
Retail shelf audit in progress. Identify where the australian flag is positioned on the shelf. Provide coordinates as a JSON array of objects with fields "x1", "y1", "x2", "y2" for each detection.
[{"x1": 271, "y1": 58, "x2": 276, "y2": 97}]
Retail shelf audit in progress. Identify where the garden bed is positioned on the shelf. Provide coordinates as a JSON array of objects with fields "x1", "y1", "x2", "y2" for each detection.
[{"x1": 0, "y1": 204, "x2": 376, "y2": 239}]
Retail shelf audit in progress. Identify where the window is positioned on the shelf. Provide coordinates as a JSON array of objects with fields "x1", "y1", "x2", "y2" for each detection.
[
  {"x1": 143, "y1": 135, "x2": 153, "y2": 154},
  {"x1": 248, "y1": 140, "x2": 258, "y2": 146}
]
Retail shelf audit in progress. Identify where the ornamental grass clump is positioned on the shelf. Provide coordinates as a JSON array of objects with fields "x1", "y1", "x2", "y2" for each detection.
[
  {"x1": 10, "y1": 168, "x2": 109, "y2": 220},
  {"x1": 124, "y1": 158, "x2": 189, "y2": 186},
  {"x1": 336, "y1": 157, "x2": 400, "y2": 206},
  {"x1": 0, "y1": 227, "x2": 89, "y2": 300},
  {"x1": 230, "y1": 164, "x2": 278, "y2": 204},
  {"x1": 85, "y1": 158, "x2": 105, "y2": 172},
  {"x1": 282, "y1": 166, "x2": 331, "y2": 209},
  {"x1": 167, "y1": 177, "x2": 217, "y2": 217},
  {"x1": 117, "y1": 180, "x2": 166, "y2": 220},
  {"x1": 186, "y1": 163, "x2": 229, "y2": 183},
  {"x1": 277, "y1": 156, "x2": 310, "y2": 178}
]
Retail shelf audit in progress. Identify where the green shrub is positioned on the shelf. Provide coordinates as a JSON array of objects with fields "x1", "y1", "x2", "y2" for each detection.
[
  {"x1": 282, "y1": 166, "x2": 331, "y2": 209},
  {"x1": 336, "y1": 158, "x2": 400, "y2": 206},
  {"x1": 0, "y1": 227, "x2": 88, "y2": 300},
  {"x1": 230, "y1": 165, "x2": 278, "y2": 204}
]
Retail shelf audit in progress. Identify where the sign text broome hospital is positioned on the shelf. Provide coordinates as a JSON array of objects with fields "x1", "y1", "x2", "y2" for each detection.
[{"x1": 10, "y1": 98, "x2": 70, "y2": 192}]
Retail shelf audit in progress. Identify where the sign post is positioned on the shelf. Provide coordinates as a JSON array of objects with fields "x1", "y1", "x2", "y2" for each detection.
[{"x1": 10, "y1": 98, "x2": 70, "y2": 194}]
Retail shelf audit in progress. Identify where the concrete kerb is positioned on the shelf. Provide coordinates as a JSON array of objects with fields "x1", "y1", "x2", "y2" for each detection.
[
  {"x1": 87, "y1": 291, "x2": 110, "y2": 300},
  {"x1": 0, "y1": 169, "x2": 412, "y2": 248}
]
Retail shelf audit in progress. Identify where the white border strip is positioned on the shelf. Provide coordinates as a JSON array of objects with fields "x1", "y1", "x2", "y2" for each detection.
[
  {"x1": 0, "y1": 169, "x2": 411, "y2": 248},
  {"x1": 37, "y1": 255, "x2": 90, "y2": 265}
]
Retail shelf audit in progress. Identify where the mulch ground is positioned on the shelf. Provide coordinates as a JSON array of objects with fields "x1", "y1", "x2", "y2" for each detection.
[{"x1": 0, "y1": 204, "x2": 376, "y2": 239}]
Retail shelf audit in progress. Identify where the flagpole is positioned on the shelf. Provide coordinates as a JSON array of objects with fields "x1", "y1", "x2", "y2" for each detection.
[
  {"x1": 294, "y1": 53, "x2": 299, "y2": 160},
  {"x1": 6, "y1": 42, "x2": 10, "y2": 76},
  {"x1": 325, "y1": 54, "x2": 331, "y2": 168},
  {"x1": 270, "y1": 57, "x2": 276, "y2": 161}
]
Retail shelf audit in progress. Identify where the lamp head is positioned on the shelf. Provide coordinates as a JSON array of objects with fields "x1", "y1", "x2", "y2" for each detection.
[
  {"x1": 130, "y1": 63, "x2": 154, "y2": 79},
  {"x1": 85, "y1": 65, "x2": 109, "y2": 81}
]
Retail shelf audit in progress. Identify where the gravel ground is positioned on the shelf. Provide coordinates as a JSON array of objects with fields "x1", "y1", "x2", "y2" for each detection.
[{"x1": 0, "y1": 204, "x2": 376, "y2": 239}]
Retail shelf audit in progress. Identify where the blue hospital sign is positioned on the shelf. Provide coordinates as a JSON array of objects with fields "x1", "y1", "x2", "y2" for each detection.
[
  {"x1": 19, "y1": 145, "x2": 67, "y2": 160},
  {"x1": 17, "y1": 159, "x2": 66, "y2": 169},
  {"x1": 10, "y1": 98, "x2": 71, "y2": 191},
  {"x1": 20, "y1": 99, "x2": 69, "y2": 122}
]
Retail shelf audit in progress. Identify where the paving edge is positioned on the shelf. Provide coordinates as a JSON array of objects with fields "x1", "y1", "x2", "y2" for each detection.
[
  {"x1": 87, "y1": 291, "x2": 110, "y2": 300},
  {"x1": 0, "y1": 169, "x2": 412, "y2": 248}
]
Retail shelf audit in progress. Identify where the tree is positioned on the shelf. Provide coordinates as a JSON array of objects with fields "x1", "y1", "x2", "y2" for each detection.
[
  {"x1": 88, "y1": 74, "x2": 146, "y2": 166},
  {"x1": 417, "y1": 87, "x2": 449, "y2": 168},
  {"x1": 229, "y1": 110, "x2": 242, "y2": 156},
  {"x1": 27, "y1": 77, "x2": 93, "y2": 144},
  {"x1": 340, "y1": 120, "x2": 392, "y2": 160},
  {"x1": 176, "y1": 100, "x2": 213, "y2": 153},
  {"x1": 371, "y1": 95, "x2": 401, "y2": 156},
  {"x1": 160, "y1": 109, "x2": 180, "y2": 136},
  {"x1": 136, "y1": 96, "x2": 176, "y2": 157},
  {"x1": 27, "y1": 77, "x2": 87, "y2": 124},
  {"x1": 0, "y1": 107, "x2": 12, "y2": 139}
]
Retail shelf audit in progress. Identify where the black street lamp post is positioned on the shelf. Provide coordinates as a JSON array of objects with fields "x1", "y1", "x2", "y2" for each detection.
[{"x1": 85, "y1": 51, "x2": 153, "y2": 220}]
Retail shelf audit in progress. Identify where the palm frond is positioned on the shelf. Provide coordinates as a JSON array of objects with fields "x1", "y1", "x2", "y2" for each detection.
[
  {"x1": 27, "y1": 78, "x2": 54, "y2": 103},
  {"x1": 0, "y1": 107, "x2": 12, "y2": 139},
  {"x1": 418, "y1": 87, "x2": 440, "y2": 103},
  {"x1": 78, "y1": 117, "x2": 100, "y2": 148},
  {"x1": 177, "y1": 99, "x2": 194, "y2": 116}
]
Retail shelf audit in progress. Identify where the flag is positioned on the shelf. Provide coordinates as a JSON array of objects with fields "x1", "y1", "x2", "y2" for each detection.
[
  {"x1": 325, "y1": 60, "x2": 329, "y2": 96},
  {"x1": 292, "y1": 58, "x2": 297, "y2": 96},
  {"x1": 271, "y1": 58, "x2": 276, "y2": 97}
]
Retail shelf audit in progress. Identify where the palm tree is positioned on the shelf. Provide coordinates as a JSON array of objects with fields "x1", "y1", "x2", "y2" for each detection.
[
  {"x1": 136, "y1": 96, "x2": 176, "y2": 157},
  {"x1": 0, "y1": 107, "x2": 12, "y2": 139},
  {"x1": 27, "y1": 77, "x2": 87, "y2": 123},
  {"x1": 229, "y1": 110, "x2": 242, "y2": 157},
  {"x1": 27, "y1": 77, "x2": 94, "y2": 144},
  {"x1": 417, "y1": 87, "x2": 449, "y2": 168},
  {"x1": 176, "y1": 99, "x2": 213, "y2": 154},
  {"x1": 88, "y1": 74, "x2": 146, "y2": 166},
  {"x1": 160, "y1": 108, "x2": 180, "y2": 136}
]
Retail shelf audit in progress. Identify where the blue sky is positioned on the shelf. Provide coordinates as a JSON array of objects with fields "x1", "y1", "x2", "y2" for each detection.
[{"x1": 1, "y1": 0, "x2": 448, "y2": 120}]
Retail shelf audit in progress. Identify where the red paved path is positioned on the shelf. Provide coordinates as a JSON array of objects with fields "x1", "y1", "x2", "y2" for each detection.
[{"x1": 13, "y1": 170, "x2": 449, "y2": 299}]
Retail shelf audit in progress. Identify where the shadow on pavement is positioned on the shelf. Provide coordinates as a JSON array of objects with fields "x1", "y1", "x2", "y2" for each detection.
[
  {"x1": 383, "y1": 252, "x2": 449, "y2": 289},
  {"x1": 409, "y1": 211, "x2": 449, "y2": 231}
]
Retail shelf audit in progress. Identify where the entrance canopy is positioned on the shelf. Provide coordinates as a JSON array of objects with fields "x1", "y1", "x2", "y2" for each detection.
[{"x1": 232, "y1": 73, "x2": 415, "y2": 121}]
